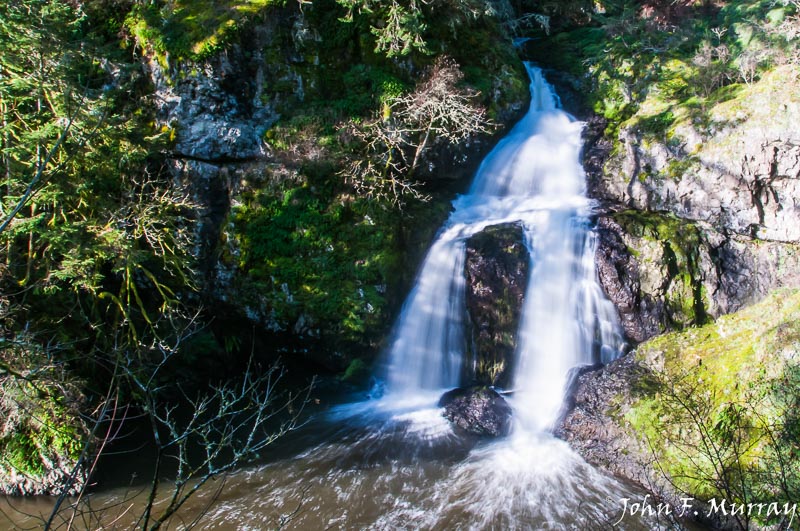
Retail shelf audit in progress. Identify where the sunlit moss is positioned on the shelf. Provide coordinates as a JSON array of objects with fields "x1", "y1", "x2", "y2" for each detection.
[
  {"x1": 626, "y1": 289, "x2": 800, "y2": 518},
  {"x1": 125, "y1": 0, "x2": 286, "y2": 64}
]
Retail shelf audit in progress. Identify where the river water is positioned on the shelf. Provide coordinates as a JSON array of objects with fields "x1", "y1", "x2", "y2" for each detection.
[{"x1": 1, "y1": 65, "x2": 672, "y2": 530}]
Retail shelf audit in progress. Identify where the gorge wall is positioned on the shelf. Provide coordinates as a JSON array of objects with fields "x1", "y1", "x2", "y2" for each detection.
[
  {"x1": 5, "y1": 0, "x2": 799, "y2": 502},
  {"x1": 1, "y1": 0, "x2": 534, "y2": 496},
  {"x1": 587, "y1": 67, "x2": 800, "y2": 344},
  {"x1": 140, "y1": 0, "x2": 530, "y2": 373}
]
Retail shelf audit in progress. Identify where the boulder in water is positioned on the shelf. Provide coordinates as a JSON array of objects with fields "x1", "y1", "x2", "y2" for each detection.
[
  {"x1": 464, "y1": 223, "x2": 528, "y2": 388},
  {"x1": 438, "y1": 386, "x2": 512, "y2": 437}
]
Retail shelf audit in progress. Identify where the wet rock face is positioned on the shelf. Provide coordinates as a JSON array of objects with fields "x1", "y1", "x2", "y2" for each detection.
[
  {"x1": 594, "y1": 211, "x2": 800, "y2": 344},
  {"x1": 149, "y1": 9, "x2": 315, "y2": 163},
  {"x1": 464, "y1": 223, "x2": 529, "y2": 388},
  {"x1": 554, "y1": 355, "x2": 650, "y2": 483},
  {"x1": 439, "y1": 386, "x2": 513, "y2": 437},
  {"x1": 594, "y1": 216, "x2": 665, "y2": 343},
  {"x1": 554, "y1": 355, "x2": 688, "y2": 518}
]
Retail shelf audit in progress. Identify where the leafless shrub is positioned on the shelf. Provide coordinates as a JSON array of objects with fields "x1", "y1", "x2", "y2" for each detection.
[
  {"x1": 35, "y1": 313, "x2": 313, "y2": 531},
  {"x1": 692, "y1": 41, "x2": 732, "y2": 97},
  {"x1": 340, "y1": 57, "x2": 493, "y2": 208},
  {"x1": 506, "y1": 13, "x2": 550, "y2": 36},
  {"x1": 735, "y1": 50, "x2": 767, "y2": 85}
]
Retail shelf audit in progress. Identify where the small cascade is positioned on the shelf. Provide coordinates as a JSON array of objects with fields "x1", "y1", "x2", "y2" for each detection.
[
  {"x1": 385, "y1": 236, "x2": 468, "y2": 392},
  {"x1": 385, "y1": 63, "x2": 623, "y2": 431}
]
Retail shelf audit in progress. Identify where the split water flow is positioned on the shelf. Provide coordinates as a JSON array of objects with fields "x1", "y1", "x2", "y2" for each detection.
[
  {"x1": 188, "y1": 63, "x2": 651, "y2": 529},
  {"x1": 385, "y1": 62, "x2": 624, "y2": 432}
]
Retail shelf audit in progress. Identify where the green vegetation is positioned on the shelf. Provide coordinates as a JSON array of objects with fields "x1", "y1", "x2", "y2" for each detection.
[
  {"x1": 0, "y1": 0, "x2": 198, "y2": 491},
  {"x1": 527, "y1": 0, "x2": 800, "y2": 143},
  {"x1": 0, "y1": 0, "x2": 528, "y2": 505},
  {"x1": 342, "y1": 358, "x2": 370, "y2": 383},
  {"x1": 612, "y1": 210, "x2": 709, "y2": 328},
  {"x1": 627, "y1": 289, "x2": 800, "y2": 529},
  {"x1": 125, "y1": 0, "x2": 287, "y2": 64},
  {"x1": 0, "y1": 342, "x2": 85, "y2": 480},
  {"x1": 232, "y1": 176, "x2": 401, "y2": 342}
]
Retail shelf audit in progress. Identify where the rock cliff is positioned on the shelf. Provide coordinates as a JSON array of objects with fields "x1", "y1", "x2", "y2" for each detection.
[
  {"x1": 548, "y1": 18, "x2": 800, "y2": 523},
  {"x1": 580, "y1": 65, "x2": 800, "y2": 344},
  {"x1": 135, "y1": 1, "x2": 530, "y2": 370}
]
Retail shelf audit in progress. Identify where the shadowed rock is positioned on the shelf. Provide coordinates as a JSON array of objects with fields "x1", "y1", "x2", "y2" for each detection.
[{"x1": 464, "y1": 223, "x2": 529, "y2": 387}]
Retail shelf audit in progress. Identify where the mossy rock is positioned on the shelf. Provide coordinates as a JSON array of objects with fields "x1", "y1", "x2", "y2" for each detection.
[{"x1": 626, "y1": 289, "x2": 800, "y2": 525}]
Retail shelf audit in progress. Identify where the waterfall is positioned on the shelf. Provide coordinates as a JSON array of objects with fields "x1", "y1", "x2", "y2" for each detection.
[{"x1": 385, "y1": 63, "x2": 623, "y2": 431}]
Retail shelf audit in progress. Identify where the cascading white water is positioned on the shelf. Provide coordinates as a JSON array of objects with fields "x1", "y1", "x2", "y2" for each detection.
[{"x1": 386, "y1": 63, "x2": 623, "y2": 432}]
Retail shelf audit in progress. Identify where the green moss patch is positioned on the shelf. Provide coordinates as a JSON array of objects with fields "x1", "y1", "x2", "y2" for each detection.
[
  {"x1": 626, "y1": 289, "x2": 800, "y2": 525},
  {"x1": 1, "y1": 344, "x2": 87, "y2": 485},
  {"x1": 126, "y1": 0, "x2": 286, "y2": 64},
  {"x1": 527, "y1": 0, "x2": 799, "y2": 157},
  {"x1": 612, "y1": 210, "x2": 709, "y2": 328}
]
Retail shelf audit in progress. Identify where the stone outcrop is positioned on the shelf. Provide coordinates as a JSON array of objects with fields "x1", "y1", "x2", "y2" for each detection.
[
  {"x1": 149, "y1": 9, "x2": 315, "y2": 164},
  {"x1": 558, "y1": 59, "x2": 800, "y2": 529},
  {"x1": 557, "y1": 290, "x2": 800, "y2": 530},
  {"x1": 149, "y1": 5, "x2": 323, "y2": 289},
  {"x1": 0, "y1": 458, "x2": 85, "y2": 497},
  {"x1": 594, "y1": 211, "x2": 800, "y2": 344},
  {"x1": 464, "y1": 223, "x2": 529, "y2": 388},
  {"x1": 581, "y1": 66, "x2": 800, "y2": 344},
  {"x1": 591, "y1": 66, "x2": 800, "y2": 244},
  {"x1": 554, "y1": 354, "x2": 651, "y2": 485},
  {"x1": 439, "y1": 386, "x2": 513, "y2": 437},
  {"x1": 554, "y1": 353, "x2": 714, "y2": 525}
]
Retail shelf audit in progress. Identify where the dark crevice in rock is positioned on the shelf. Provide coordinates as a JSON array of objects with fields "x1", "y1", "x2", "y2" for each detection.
[
  {"x1": 749, "y1": 173, "x2": 767, "y2": 226},
  {"x1": 661, "y1": 241, "x2": 679, "y2": 288},
  {"x1": 691, "y1": 277, "x2": 708, "y2": 326}
]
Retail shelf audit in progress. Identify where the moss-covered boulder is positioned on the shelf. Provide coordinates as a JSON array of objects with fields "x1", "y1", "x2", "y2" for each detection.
[
  {"x1": 464, "y1": 223, "x2": 529, "y2": 388},
  {"x1": 558, "y1": 289, "x2": 800, "y2": 529}
]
